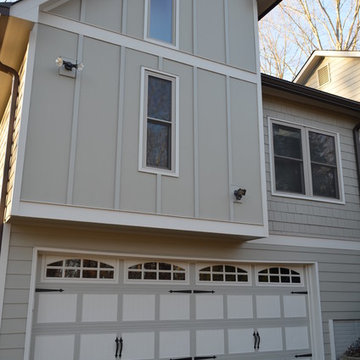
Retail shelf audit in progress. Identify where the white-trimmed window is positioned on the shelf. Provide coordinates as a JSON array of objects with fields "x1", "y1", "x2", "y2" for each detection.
[
  {"x1": 145, "y1": 0, "x2": 179, "y2": 47},
  {"x1": 125, "y1": 261, "x2": 188, "y2": 283},
  {"x1": 139, "y1": 68, "x2": 179, "y2": 176},
  {"x1": 269, "y1": 119, "x2": 343, "y2": 202},
  {"x1": 197, "y1": 264, "x2": 251, "y2": 285},
  {"x1": 256, "y1": 266, "x2": 304, "y2": 286},
  {"x1": 43, "y1": 256, "x2": 117, "y2": 282}
]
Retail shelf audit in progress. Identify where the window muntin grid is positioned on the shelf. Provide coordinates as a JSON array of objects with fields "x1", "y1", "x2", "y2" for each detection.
[
  {"x1": 257, "y1": 266, "x2": 303, "y2": 285},
  {"x1": 198, "y1": 264, "x2": 250, "y2": 284},
  {"x1": 45, "y1": 257, "x2": 115, "y2": 280},
  {"x1": 127, "y1": 261, "x2": 187, "y2": 282}
]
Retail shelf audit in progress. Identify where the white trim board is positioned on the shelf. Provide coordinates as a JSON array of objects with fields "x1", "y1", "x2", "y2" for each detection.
[
  {"x1": 0, "y1": 224, "x2": 11, "y2": 329},
  {"x1": 37, "y1": 12, "x2": 258, "y2": 83},
  {"x1": 252, "y1": 235, "x2": 360, "y2": 251},
  {"x1": 13, "y1": 201, "x2": 267, "y2": 238}
]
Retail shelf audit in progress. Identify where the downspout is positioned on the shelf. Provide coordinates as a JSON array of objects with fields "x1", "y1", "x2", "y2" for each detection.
[
  {"x1": 0, "y1": 63, "x2": 19, "y2": 251},
  {"x1": 354, "y1": 123, "x2": 360, "y2": 192}
]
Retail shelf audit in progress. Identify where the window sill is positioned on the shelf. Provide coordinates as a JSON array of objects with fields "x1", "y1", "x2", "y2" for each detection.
[
  {"x1": 270, "y1": 191, "x2": 345, "y2": 205},
  {"x1": 138, "y1": 167, "x2": 179, "y2": 178}
]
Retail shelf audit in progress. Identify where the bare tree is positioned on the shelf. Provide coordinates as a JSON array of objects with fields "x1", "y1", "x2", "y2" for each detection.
[{"x1": 259, "y1": 0, "x2": 360, "y2": 79}]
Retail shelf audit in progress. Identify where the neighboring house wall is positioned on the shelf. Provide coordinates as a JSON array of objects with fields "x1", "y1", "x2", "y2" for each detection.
[
  {"x1": 302, "y1": 57, "x2": 360, "y2": 102},
  {"x1": 263, "y1": 94, "x2": 360, "y2": 241}
]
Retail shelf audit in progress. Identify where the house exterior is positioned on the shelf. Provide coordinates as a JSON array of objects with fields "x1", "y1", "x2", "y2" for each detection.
[
  {"x1": 294, "y1": 50, "x2": 360, "y2": 102},
  {"x1": 0, "y1": 1, "x2": 359, "y2": 360}
]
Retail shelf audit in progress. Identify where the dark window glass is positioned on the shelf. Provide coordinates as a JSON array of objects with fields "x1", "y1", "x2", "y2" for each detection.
[
  {"x1": 129, "y1": 264, "x2": 142, "y2": 270},
  {"x1": 65, "y1": 259, "x2": 81, "y2": 267},
  {"x1": 225, "y1": 274, "x2": 236, "y2": 282},
  {"x1": 212, "y1": 265, "x2": 224, "y2": 272},
  {"x1": 83, "y1": 259, "x2": 98, "y2": 268},
  {"x1": 100, "y1": 262, "x2": 113, "y2": 269},
  {"x1": 173, "y1": 272, "x2": 185, "y2": 281},
  {"x1": 273, "y1": 124, "x2": 302, "y2": 159},
  {"x1": 281, "y1": 276, "x2": 290, "y2": 283},
  {"x1": 65, "y1": 269, "x2": 80, "y2": 278},
  {"x1": 238, "y1": 275, "x2": 248, "y2": 282},
  {"x1": 199, "y1": 273, "x2": 210, "y2": 281},
  {"x1": 280, "y1": 268, "x2": 290, "y2": 274},
  {"x1": 83, "y1": 270, "x2": 97, "y2": 278},
  {"x1": 212, "y1": 274, "x2": 224, "y2": 281},
  {"x1": 159, "y1": 262, "x2": 171, "y2": 270},
  {"x1": 128, "y1": 271, "x2": 142, "y2": 279},
  {"x1": 159, "y1": 272, "x2": 171, "y2": 280},
  {"x1": 225, "y1": 265, "x2": 235, "y2": 272},
  {"x1": 173, "y1": 265, "x2": 185, "y2": 271},
  {"x1": 309, "y1": 132, "x2": 336, "y2": 165},
  {"x1": 100, "y1": 271, "x2": 114, "y2": 279},
  {"x1": 258, "y1": 275, "x2": 268, "y2": 282},
  {"x1": 311, "y1": 164, "x2": 339, "y2": 198},
  {"x1": 149, "y1": 0, "x2": 173, "y2": 44},
  {"x1": 146, "y1": 121, "x2": 171, "y2": 169},
  {"x1": 269, "y1": 267, "x2": 279, "y2": 274},
  {"x1": 144, "y1": 272, "x2": 156, "y2": 280},
  {"x1": 270, "y1": 276, "x2": 279, "y2": 283},
  {"x1": 48, "y1": 260, "x2": 63, "y2": 267},
  {"x1": 148, "y1": 76, "x2": 172, "y2": 121},
  {"x1": 292, "y1": 276, "x2": 301, "y2": 284},
  {"x1": 46, "y1": 269, "x2": 63, "y2": 277},
  {"x1": 200, "y1": 267, "x2": 211, "y2": 272},
  {"x1": 275, "y1": 158, "x2": 305, "y2": 194},
  {"x1": 144, "y1": 262, "x2": 157, "y2": 270}
]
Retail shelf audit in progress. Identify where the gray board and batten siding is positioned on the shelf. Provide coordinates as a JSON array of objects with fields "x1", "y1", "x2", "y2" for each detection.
[
  {"x1": 20, "y1": 17, "x2": 264, "y2": 226},
  {"x1": 0, "y1": 224, "x2": 359, "y2": 360}
]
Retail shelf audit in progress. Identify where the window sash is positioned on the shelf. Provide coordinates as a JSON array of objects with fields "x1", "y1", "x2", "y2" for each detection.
[{"x1": 270, "y1": 120, "x2": 342, "y2": 201}]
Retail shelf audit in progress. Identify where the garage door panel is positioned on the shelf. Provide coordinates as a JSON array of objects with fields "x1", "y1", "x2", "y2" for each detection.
[
  {"x1": 196, "y1": 295, "x2": 223, "y2": 320},
  {"x1": 122, "y1": 294, "x2": 155, "y2": 321},
  {"x1": 196, "y1": 329, "x2": 224, "y2": 356},
  {"x1": 34, "y1": 335, "x2": 75, "y2": 360},
  {"x1": 81, "y1": 294, "x2": 118, "y2": 322},
  {"x1": 227, "y1": 295, "x2": 253, "y2": 319},
  {"x1": 159, "y1": 330, "x2": 190, "y2": 358},
  {"x1": 256, "y1": 295, "x2": 281, "y2": 318},
  {"x1": 285, "y1": 326, "x2": 309, "y2": 350},
  {"x1": 283, "y1": 295, "x2": 307, "y2": 318},
  {"x1": 79, "y1": 333, "x2": 117, "y2": 360},
  {"x1": 257, "y1": 327, "x2": 283, "y2": 352},
  {"x1": 228, "y1": 328, "x2": 254, "y2": 354},
  {"x1": 122, "y1": 332, "x2": 155, "y2": 360},
  {"x1": 160, "y1": 294, "x2": 190, "y2": 320},
  {"x1": 37, "y1": 294, "x2": 77, "y2": 323}
]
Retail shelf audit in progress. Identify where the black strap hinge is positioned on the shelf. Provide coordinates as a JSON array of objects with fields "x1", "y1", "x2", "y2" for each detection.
[
  {"x1": 291, "y1": 291, "x2": 308, "y2": 294},
  {"x1": 295, "y1": 353, "x2": 312, "y2": 358},
  {"x1": 35, "y1": 288, "x2": 64, "y2": 293}
]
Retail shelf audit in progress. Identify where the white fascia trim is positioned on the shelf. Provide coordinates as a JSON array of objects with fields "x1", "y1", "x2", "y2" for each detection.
[
  {"x1": 37, "y1": 12, "x2": 258, "y2": 84},
  {"x1": 14, "y1": 201, "x2": 267, "y2": 237},
  {"x1": 252, "y1": 234, "x2": 360, "y2": 251},
  {"x1": 0, "y1": 224, "x2": 11, "y2": 329},
  {"x1": 10, "y1": 0, "x2": 43, "y2": 22}
]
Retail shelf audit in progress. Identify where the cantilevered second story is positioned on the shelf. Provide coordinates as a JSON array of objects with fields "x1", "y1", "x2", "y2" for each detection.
[{"x1": 0, "y1": 0, "x2": 281, "y2": 239}]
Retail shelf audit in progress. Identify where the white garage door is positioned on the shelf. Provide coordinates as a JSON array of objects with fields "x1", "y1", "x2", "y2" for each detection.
[{"x1": 31, "y1": 255, "x2": 312, "y2": 360}]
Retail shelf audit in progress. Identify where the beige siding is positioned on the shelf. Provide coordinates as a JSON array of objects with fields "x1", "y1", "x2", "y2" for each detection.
[
  {"x1": 48, "y1": 0, "x2": 257, "y2": 73},
  {"x1": 263, "y1": 94, "x2": 360, "y2": 241},
  {"x1": 0, "y1": 224, "x2": 359, "y2": 359},
  {"x1": 20, "y1": 24, "x2": 265, "y2": 228},
  {"x1": 304, "y1": 56, "x2": 360, "y2": 102}
]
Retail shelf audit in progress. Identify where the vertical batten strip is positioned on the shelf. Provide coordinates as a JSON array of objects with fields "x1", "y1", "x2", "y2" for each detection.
[
  {"x1": 158, "y1": 56, "x2": 163, "y2": 70},
  {"x1": 156, "y1": 174, "x2": 162, "y2": 214},
  {"x1": 192, "y1": 0, "x2": 197, "y2": 55},
  {"x1": 121, "y1": 0, "x2": 127, "y2": 34},
  {"x1": 66, "y1": 0, "x2": 86, "y2": 204},
  {"x1": 193, "y1": 67, "x2": 199, "y2": 217},
  {"x1": 114, "y1": 46, "x2": 126, "y2": 209},
  {"x1": 224, "y1": 0, "x2": 230, "y2": 64},
  {"x1": 226, "y1": 76, "x2": 234, "y2": 221},
  {"x1": 66, "y1": 34, "x2": 84, "y2": 204}
]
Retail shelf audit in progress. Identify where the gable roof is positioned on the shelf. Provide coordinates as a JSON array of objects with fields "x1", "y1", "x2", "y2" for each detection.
[{"x1": 294, "y1": 50, "x2": 360, "y2": 84}]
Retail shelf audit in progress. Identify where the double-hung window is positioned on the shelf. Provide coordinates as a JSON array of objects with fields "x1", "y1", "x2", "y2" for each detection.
[
  {"x1": 269, "y1": 119, "x2": 343, "y2": 202},
  {"x1": 139, "y1": 68, "x2": 179, "y2": 176},
  {"x1": 145, "y1": 0, "x2": 178, "y2": 47}
]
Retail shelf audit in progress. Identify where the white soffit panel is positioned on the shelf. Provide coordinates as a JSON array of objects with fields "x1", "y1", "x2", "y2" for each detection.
[
  {"x1": 37, "y1": 294, "x2": 77, "y2": 323},
  {"x1": 256, "y1": 295, "x2": 281, "y2": 318},
  {"x1": 122, "y1": 294, "x2": 155, "y2": 321},
  {"x1": 195, "y1": 295, "x2": 224, "y2": 320},
  {"x1": 228, "y1": 329, "x2": 254, "y2": 354},
  {"x1": 159, "y1": 331, "x2": 190, "y2": 358},
  {"x1": 79, "y1": 334, "x2": 117, "y2": 360},
  {"x1": 159, "y1": 295, "x2": 190, "y2": 320},
  {"x1": 81, "y1": 294, "x2": 118, "y2": 322},
  {"x1": 122, "y1": 332, "x2": 155, "y2": 360},
  {"x1": 285, "y1": 326, "x2": 309, "y2": 350},
  {"x1": 283, "y1": 295, "x2": 307, "y2": 318},
  {"x1": 227, "y1": 295, "x2": 253, "y2": 319},
  {"x1": 34, "y1": 335, "x2": 75, "y2": 360},
  {"x1": 196, "y1": 330, "x2": 225, "y2": 356}
]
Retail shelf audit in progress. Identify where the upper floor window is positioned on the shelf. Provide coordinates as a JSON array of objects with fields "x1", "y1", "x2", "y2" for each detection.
[
  {"x1": 139, "y1": 68, "x2": 179, "y2": 176},
  {"x1": 145, "y1": 0, "x2": 178, "y2": 47},
  {"x1": 269, "y1": 119, "x2": 343, "y2": 202}
]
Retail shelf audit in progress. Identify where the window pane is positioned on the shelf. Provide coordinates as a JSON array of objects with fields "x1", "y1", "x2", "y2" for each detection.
[
  {"x1": 149, "y1": 0, "x2": 173, "y2": 43},
  {"x1": 273, "y1": 124, "x2": 302, "y2": 159},
  {"x1": 275, "y1": 157, "x2": 305, "y2": 194},
  {"x1": 309, "y1": 132, "x2": 336, "y2": 165},
  {"x1": 148, "y1": 76, "x2": 172, "y2": 121},
  {"x1": 311, "y1": 164, "x2": 339, "y2": 198},
  {"x1": 147, "y1": 121, "x2": 171, "y2": 169}
]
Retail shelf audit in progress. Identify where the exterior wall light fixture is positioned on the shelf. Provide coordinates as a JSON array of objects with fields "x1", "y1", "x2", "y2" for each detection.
[
  {"x1": 234, "y1": 188, "x2": 246, "y2": 201},
  {"x1": 55, "y1": 57, "x2": 84, "y2": 78}
]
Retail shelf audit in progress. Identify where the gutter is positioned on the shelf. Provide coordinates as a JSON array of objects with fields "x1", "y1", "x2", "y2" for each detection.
[{"x1": 354, "y1": 123, "x2": 360, "y2": 191}]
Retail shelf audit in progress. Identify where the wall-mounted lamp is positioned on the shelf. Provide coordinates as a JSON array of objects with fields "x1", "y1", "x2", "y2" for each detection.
[
  {"x1": 56, "y1": 57, "x2": 84, "y2": 78},
  {"x1": 234, "y1": 188, "x2": 246, "y2": 201}
]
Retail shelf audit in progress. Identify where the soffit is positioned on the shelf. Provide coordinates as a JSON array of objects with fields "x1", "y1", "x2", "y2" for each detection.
[{"x1": 258, "y1": 0, "x2": 282, "y2": 20}]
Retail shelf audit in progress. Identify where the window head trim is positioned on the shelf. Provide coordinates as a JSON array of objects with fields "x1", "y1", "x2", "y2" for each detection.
[
  {"x1": 139, "y1": 67, "x2": 179, "y2": 177},
  {"x1": 268, "y1": 117, "x2": 345, "y2": 204},
  {"x1": 144, "y1": 0, "x2": 179, "y2": 49}
]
